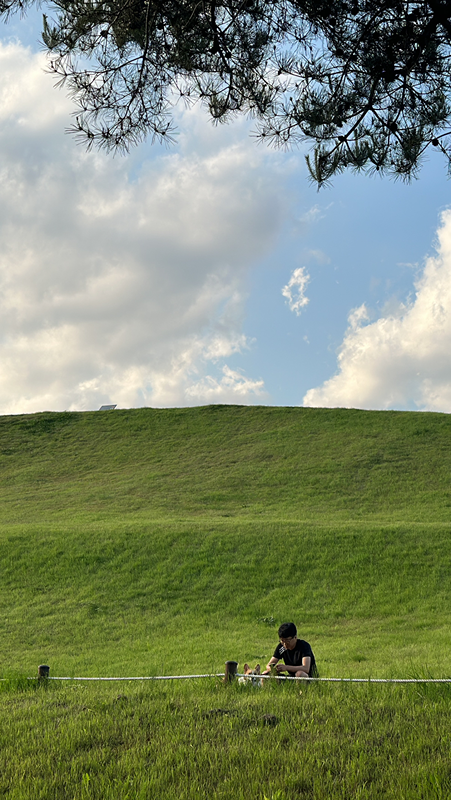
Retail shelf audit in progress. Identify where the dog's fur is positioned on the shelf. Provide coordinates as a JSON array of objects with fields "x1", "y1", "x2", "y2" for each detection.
[{"x1": 238, "y1": 663, "x2": 263, "y2": 687}]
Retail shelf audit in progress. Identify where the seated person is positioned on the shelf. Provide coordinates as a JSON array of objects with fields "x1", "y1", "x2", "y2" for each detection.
[{"x1": 262, "y1": 622, "x2": 317, "y2": 678}]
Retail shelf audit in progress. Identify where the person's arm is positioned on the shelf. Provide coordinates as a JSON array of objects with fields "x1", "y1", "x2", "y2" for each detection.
[
  {"x1": 276, "y1": 656, "x2": 311, "y2": 675},
  {"x1": 261, "y1": 656, "x2": 279, "y2": 675}
]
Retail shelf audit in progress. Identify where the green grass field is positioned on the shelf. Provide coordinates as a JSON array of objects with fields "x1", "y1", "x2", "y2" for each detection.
[{"x1": 1, "y1": 405, "x2": 451, "y2": 798}]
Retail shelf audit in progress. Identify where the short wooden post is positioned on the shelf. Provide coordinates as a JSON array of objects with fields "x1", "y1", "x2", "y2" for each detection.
[
  {"x1": 224, "y1": 660, "x2": 238, "y2": 683},
  {"x1": 38, "y1": 664, "x2": 50, "y2": 679}
]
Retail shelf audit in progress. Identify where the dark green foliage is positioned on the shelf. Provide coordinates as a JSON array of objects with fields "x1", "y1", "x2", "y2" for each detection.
[{"x1": 1, "y1": 1, "x2": 451, "y2": 182}]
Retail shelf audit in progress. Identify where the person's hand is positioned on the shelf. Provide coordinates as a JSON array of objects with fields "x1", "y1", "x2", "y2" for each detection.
[{"x1": 276, "y1": 663, "x2": 289, "y2": 673}]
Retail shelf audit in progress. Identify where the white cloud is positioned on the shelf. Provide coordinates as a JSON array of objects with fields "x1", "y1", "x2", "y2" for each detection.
[
  {"x1": 185, "y1": 365, "x2": 266, "y2": 403},
  {"x1": 0, "y1": 42, "x2": 287, "y2": 413},
  {"x1": 303, "y1": 209, "x2": 451, "y2": 411},
  {"x1": 307, "y1": 249, "x2": 331, "y2": 265},
  {"x1": 282, "y1": 267, "x2": 310, "y2": 315}
]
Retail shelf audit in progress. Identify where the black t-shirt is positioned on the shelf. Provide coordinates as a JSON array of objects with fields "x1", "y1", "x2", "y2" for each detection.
[{"x1": 273, "y1": 639, "x2": 317, "y2": 676}]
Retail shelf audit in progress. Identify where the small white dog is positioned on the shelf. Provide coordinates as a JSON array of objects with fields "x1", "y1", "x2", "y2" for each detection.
[{"x1": 238, "y1": 663, "x2": 263, "y2": 687}]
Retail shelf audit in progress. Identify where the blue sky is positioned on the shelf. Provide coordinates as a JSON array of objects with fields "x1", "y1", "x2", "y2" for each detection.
[
  {"x1": 1, "y1": 11, "x2": 451, "y2": 414},
  {"x1": 244, "y1": 156, "x2": 451, "y2": 407}
]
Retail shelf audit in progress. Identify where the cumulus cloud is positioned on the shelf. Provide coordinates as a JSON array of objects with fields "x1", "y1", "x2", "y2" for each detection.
[
  {"x1": 0, "y1": 42, "x2": 284, "y2": 413},
  {"x1": 282, "y1": 267, "x2": 310, "y2": 315},
  {"x1": 303, "y1": 209, "x2": 451, "y2": 411}
]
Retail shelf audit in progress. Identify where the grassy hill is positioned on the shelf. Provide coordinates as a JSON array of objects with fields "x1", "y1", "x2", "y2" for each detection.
[
  {"x1": 1, "y1": 404, "x2": 451, "y2": 522},
  {"x1": 1, "y1": 404, "x2": 450, "y2": 679},
  {"x1": 2, "y1": 405, "x2": 451, "y2": 800}
]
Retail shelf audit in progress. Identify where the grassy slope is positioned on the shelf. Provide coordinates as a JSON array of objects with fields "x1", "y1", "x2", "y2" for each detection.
[
  {"x1": 1, "y1": 405, "x2": 451, "y2": 677},
  {"x1": 2, "y1": 404, "x2": 451, "y2": 521}
]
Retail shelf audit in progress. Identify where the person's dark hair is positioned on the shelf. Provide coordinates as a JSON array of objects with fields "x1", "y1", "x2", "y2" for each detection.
[{"x1": 278, "y1": 622, "x2": 297, "y2": 639}]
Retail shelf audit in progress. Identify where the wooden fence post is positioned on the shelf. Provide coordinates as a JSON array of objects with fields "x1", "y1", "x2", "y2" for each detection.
[
  {"x1": 224, "y1": 660, "x2": 238, "y2": 683},
  {"x1": 38, "y1": 664, "x2": 50, "y2": 679}
]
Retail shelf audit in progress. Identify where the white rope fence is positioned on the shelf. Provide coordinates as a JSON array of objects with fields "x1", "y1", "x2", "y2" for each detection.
[
  {"x1": 15, "y1": 673, "x2": 451, "y2": 684},
  {"x1": 42, "y1": 678, "x2": 451, "y2": 683},
  {"x1": 41, "y1": 674, "x2": 226, "y2": 682},
  {"x1": 2, "y1": 666, "x2": 450, "y2": 684}
]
